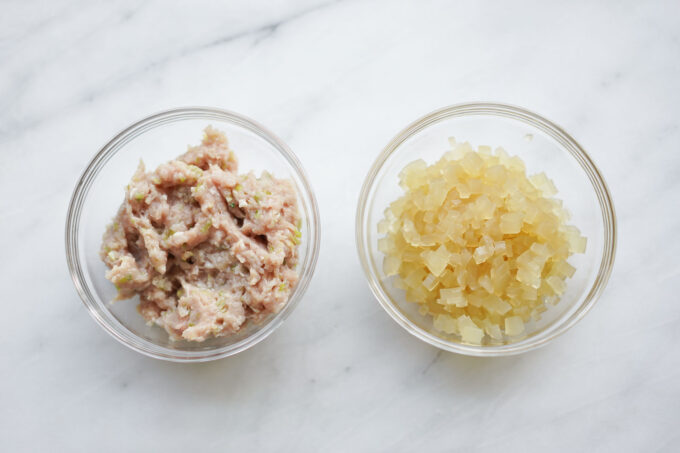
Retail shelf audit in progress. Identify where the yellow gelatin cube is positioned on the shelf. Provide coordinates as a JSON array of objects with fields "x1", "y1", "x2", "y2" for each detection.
[
  {"x1": 529, "y1": 242, "x2": 552, "y2": 259},
  {"x1": 383, "y1": 256, "x2": 401, "y2": 277},
  {"x1": 478, "y1": 274, "x2": 494, "y2": 294},
  {"x1": 399, "y1": 159, "x2": 428, "y2": 189},
  {"x1": 566, "y1": 232, "x2": 587, "y2": 254},
  {"x1": 507, "y1": 156, "x2": 526, "y2": 173},
  {"x1": 424, "y1": 178, "x2": 448, "y2": 210},
  {"x1": 422, "y1": 245, "x2": 450, "y2": 277},
  {"x1": 439, "y1": 287, "x2": 467, "y2": 307},
  {"x1": 551, "y1": 260, "x2": 576, "y2": 278},
  {"x1": 377, "y1": 219, "x2": 390, "y2": 234},
  {"x1": 504, "y1": 316, "x2": 525, "y2": 336},
  {"x1": 404, "y1": 268, "x2": 427, "y2": 288},
  {"x1": 473, "y1": 244, "x2": 494, "y2": 264},
  {"x1": 529, "y1": 172, "x2": 558, "y2": 196},
  {"x1": 493, "y1": 240, "x2": 508, "y2": 256},
  {"x1": 461, "y1": 325, "x2": 484, "y2": 345},
  {"x1": 516, "y1": 266, "x2": 541, "y2": 289},
  {"x1": 492, "y1": 297, "x2": 512, "y2": 315},
  {"x1": 461, "y1": 152, "x2": 484, "y2": 176},
  {"x1": 422, "y1": 274, "x2": 439, "y2": 291},
  {"x1": 393, "y1": 277, "x2": 407, "y2": 290},
  {"x1": 393, "y1": 196, "x2": 413, "y2": 215},
  {"x1": 500, "y1": 212, "x2": 523, "y2": 234},
  {"x1": 377, "y1": 237, "x2": 394, "y2": 254},
  {"x1": 433, "y1": 314, "x2": 458, "y2": 334},
  {"x1": 478, "y1": 145, "x2": 492, "y2": 155},
  {"x1": 482, "y1": 319, "x2": 503, "y2": 340},
  {"x1": 546, "y1": 275, "x2": 566, "y2": 295},
  {"x1": 457, "y1": 183, "x2": 472, "y2": 199},
  {"x1": 474, "y1": 194, "x2": 495, "y2": 219},
  {"x1": 484, "y1": 164, "x2": 507, "y2": 184},
  {"x1": 457, "y1": 315, "x2": 484, "y2": 344}
]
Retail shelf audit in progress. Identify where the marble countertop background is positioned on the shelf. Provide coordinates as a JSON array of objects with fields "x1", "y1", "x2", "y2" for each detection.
[{"x1": 1, "y1": 1, "x2": 679, "y2": 451}]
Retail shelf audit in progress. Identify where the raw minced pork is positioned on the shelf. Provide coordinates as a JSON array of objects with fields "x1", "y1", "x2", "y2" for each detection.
[{"x1": 100, "y1": 126, "x2": 301, "y2": 342}]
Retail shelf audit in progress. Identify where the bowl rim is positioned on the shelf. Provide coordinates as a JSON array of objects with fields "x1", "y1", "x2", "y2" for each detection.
[
  {"x1": 65, "y1": 106, "x2": 321, "y2": 362},
  {"x1": 355, "y1": 102, "x2": 617, "y2": 356}
]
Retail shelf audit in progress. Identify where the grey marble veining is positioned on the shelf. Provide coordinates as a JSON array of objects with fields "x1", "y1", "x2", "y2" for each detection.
[{"x1": 1, "y1": 0, "x2": 679, "y2": 451}]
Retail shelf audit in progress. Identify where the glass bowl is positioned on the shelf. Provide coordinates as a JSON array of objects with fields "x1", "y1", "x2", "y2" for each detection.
[
  {"x1": 356, "y1": 103, "x2": 616, "y2": 356},
  {"x1": 66, "y1": 107, "x2": 320, "y2": 362}
]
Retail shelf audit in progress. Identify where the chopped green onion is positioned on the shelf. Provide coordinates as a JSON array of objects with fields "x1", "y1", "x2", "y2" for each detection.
[
  {"x1": 234, "y1": 184, "x2": 242, "y2": 192},
  {"x1": 151, "y1": 176, "x2": 161, "y2": 185},
  {"x1": 188, "y1": 165, "x2": 203, "y2": 175},
  {"x1": 201, "y1": 220, "x2": 212, "y2": 233},
  {"x1": 188, "y1": 322, "x2": 195, "y2": 327},
  {"x1": 229, "y1": 202, "x2": 235, "y2": 208},
  {"x1": 294, "y1": 228, "x2": 302, "y2": 238},
  {"x1": 134, "y1": 193, "x2": 145, "y2": 200},
  {"x1": 119, "y1": 274, "x2": 132, "y2": 284},
  {"x1": 179, "y1": 176, "x2": 186, "y2": 183},
  {"x1": 278, "y1": 283, "x2": 287, "y2": 292}
]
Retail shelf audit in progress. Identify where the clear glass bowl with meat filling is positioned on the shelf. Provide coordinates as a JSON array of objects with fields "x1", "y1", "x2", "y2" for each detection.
[{"x1": 66, "y1": 107, "x2": 320, "y2": 361}]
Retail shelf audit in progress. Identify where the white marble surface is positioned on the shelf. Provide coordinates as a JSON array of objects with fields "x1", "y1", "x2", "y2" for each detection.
[{"x1": 1, "y1": 0, "x2": 679, "y2": 451}]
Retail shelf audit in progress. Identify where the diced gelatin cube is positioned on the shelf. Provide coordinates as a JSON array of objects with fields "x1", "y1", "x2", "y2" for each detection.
[
  {"x1": 422, "y1": 245, "x2": 450, "y2": 277},
  {"x1": 529, "y1": 172, "x2": 558, "y2": 196},
  {"x1": 461, "y1": 152, "x2": 484, "y2": 176},
  {"x1": 458, "y1": 315, "x2": 484, "y2": 344},
  {"x1": 377, "y1": 237, "x2": 394, "y2": 254},
  {"x1": 461, "y1": 325, "x2": 484, "y2": 345},
  {"x1": 500, "y1": 212, "x2": 523, "y2": 234},
  {"x1": 473, "y1": 244, "x2": 494, "y2": 264},
  {"x1": 439, "y1": 287, "x2": 467, "y2": 307},
  {"x1": 433, "y1": 314, "x2": 458, "y2": 334},
  {"x1": 425, "y1": 178, "x2": 449, "y2": 209},
  {"x1": 399, "y1": 159, "x2": 428, "y2": 188},
  {"x1": 516, "y1": 266, "x2": 541, "y2": 289},
  {"x1": 478, "y1": 274, "x2": 494, "y2": 294},
  {"x1": 484, "y1": 164, "x2": 507, "y2": 184},
  {"x1": 504, "y1": 316, "x2": 525, "y2": 336},
  {"x1": 404, "y1": 268, "x2": 427, "y2": 288},
  {"x1": 383, "y1": 256, "x2": 401, "y2": 277},
  {"x1": 545, "y1": 275, "x2": 567, "y2": 295},
  {"x1": 485, "y1": 323, "x2": 503, "y2": 341},
  {"x1": 422, "y1": 274, "x2": 439, "y2": 291},
  {"x1": 551, "y1": 260, "x2": 576, "y2": 278}
]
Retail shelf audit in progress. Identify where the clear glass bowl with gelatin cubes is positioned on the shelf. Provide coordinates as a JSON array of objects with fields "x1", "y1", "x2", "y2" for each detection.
[{"x1": 356, "y1": 103, "x2": 616, "y2": 356}]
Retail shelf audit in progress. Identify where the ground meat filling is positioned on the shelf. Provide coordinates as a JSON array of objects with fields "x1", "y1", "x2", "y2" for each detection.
[{"x1": 100, "y1": 126, "x2": 301, "y2": 342}]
